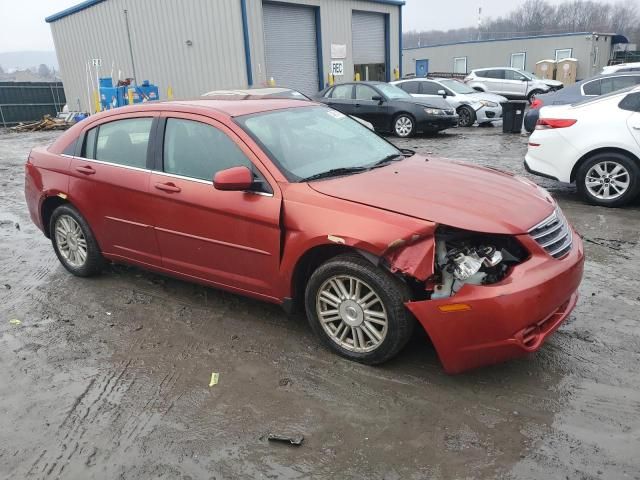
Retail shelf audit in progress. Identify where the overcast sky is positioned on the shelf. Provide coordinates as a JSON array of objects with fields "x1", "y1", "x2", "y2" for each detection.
[{"x1": 0, "y1": 0, "x2": 591, "y2": 52}]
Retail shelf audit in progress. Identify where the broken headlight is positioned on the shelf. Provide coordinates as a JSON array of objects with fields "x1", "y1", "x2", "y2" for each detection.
[{"x1": 431, "y1": 228, "x2": 527, "y2": 300}]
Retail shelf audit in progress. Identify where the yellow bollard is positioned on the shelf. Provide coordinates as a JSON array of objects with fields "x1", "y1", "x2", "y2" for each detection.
[
  {"x1": 167, "y1": 86, "x2": 174, "y2": 100},
  {"x1": 394, "y1": 67, "x2": 400, "y2": 80},
  {"x1": 127, "y1": 88, "x2": 134, "y2": 105},
  {"x1": 355, "y1": 72, "x2": 361, "y2": 82},
  {"x1": 328, "y1": 73, "x2": 334, "y2": 87},
  {"x1": 268, "y1": 77, "x2": 276, "y2": 87},
  {"x1": 93, "y1": 90, "x2": 101, "y2": 113}
]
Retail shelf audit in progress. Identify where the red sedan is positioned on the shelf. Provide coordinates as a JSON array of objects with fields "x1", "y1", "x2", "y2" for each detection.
[{"x1": 24, "y1": 99, "x2": 584, "y2": 373}]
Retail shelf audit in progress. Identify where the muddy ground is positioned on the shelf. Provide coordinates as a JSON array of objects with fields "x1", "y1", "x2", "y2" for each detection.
[{"x1": 0, "y1": 126, "x2": 639, "y2": 480}]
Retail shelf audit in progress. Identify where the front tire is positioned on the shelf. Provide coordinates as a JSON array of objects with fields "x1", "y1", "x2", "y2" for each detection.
[
  {"x1": 393, "y1": 114, "x2": 416, "y2": 138},
  {"x1": 305, "y1": 254, "x2": 414, "y2": 365},
  {"x1": 457, "y1": 105, "x2": 476, "y2": 127},
  {"x1": 576, "y1": 152, "x2": 640, "y2": 207},
  {"x1": 527, "y1": 90, "x2": 543, "y2": 104},
  {"x1": 50, "y1": 204, "x2": 104, "y2": 276}
]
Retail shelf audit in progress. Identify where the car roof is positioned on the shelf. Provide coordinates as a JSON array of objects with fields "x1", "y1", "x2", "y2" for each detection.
[{"x1": 92, "y1": 98, "x2": 316, "y2": 118}]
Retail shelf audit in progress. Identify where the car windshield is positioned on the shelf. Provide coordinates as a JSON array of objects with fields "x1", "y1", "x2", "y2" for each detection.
[
  {"x1": 439, "y1": 79, "x2": 476, "y2": 94},
  {"x1": 375, "y1": 83, "x2": 412, "y2": 100},
  {"x1": 236, "y1": 106, "x2": 403, "y2": 181}
]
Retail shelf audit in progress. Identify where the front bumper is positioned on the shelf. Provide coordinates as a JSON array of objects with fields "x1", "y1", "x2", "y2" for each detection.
[
  {"x1": 406, "y1": 232, "x2": 584, "y2": 374},
  {"x1": 476, "y1": 105, "x2": 502, "y2": 123},
  {"x1": 418, "y1": 115, "x2": 459, "y2": 132}
]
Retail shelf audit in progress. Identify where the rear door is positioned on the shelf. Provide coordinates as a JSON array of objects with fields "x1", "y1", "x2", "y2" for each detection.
[
  {"x1": 479, "y1": 69, "x2": 506, "y2": 94},
  {"x1": 324, "y1": 84, "x2": 355, "y2": 115},
  {"x1": 69, "y1": 113, "x2": 161, "y2": 267},
  {"x1": 621, "y1": 92, "x2": 640, "y2": 150},
  {"x1": 149, "y1": 112, "x2": 282, "y2": 298},
  {"x1": 353, "y1": 84, "x2": 389, "y2": 128}
]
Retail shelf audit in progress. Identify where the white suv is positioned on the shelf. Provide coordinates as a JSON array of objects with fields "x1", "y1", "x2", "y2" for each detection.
[{"x1": 465, "y1": 67, "x2": 563, "y2": 103}]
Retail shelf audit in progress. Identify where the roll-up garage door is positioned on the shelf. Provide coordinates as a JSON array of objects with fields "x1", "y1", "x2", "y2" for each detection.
[
  {"x1": 263, "y1": 2, "x2": 319, "y2": 95},
  {"x1": 352, "y1": 11, "x2": 386, "y2": 65}
]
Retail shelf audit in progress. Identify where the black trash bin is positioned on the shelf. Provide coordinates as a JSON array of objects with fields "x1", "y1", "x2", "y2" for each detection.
[{"x1": 501, "y1": 101, "x2": 527, "y2": 133}]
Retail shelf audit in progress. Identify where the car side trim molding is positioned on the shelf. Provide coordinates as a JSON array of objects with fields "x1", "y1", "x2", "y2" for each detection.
[
  {"x1": 155, "y1": 226, "x2": 272, "y2": 256},
  {"x1": 72, "y1": 156, "x2": 151, "y2": 174},
  {"x1": 153, "y1": 171, "x2": 275, "y2": 197}
]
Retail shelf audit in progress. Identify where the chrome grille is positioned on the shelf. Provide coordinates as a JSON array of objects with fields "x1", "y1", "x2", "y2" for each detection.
[{"x1": 529, "y1": 208, "x2": 573, "y2": 259}]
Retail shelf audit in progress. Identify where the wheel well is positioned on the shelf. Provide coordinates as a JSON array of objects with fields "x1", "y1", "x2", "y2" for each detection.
[
  {"x1": 290, "y1": 244, "x2": 358, "y2": 313},
  {"x1": 570, "y1": 147, "x2": 640, "y2": 182},
  {"x1": 41, "y1": 196, "x2": 68, "y2": 238}
]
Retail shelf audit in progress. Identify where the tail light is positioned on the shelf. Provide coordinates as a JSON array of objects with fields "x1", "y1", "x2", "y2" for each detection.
[
  {"x1": 536, "y1": 118, "x2": 577, "y2": 130},
  {"x1": 530, "y1": 98, "x2": 543, "y2": 109}
]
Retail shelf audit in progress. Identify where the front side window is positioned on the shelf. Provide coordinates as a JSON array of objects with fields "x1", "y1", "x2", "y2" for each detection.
[
  {"x1": 236, "y1": 106, "x2": 401, "y2": 181},
  {"x1": 330, "y1": 84, "x2": 353, "y2": 99},
  {"x1": 163, "y1": 118, "x2": 251, "y2": 181},
  {"x1": 619, "y1": 92, "x2": 640, "y2": 112},
  {"x1": 85, "y1": 118, "x2": 153, "y2": 168},
  {"x1": 420, "y1": 81, "x2": 442, "y2": 95},
  {"x1": 439, "y1": 79, "x2": 476, "y2": 95},
  {"x1": 374, "y1": 83, "x2": 412, "y2": 100},
  {"x1": 354, "y1": 84, "x2": 379, "y2": 100},
  {"x1": 505, "y1": 69, "x2": 527, "y2": 81}
]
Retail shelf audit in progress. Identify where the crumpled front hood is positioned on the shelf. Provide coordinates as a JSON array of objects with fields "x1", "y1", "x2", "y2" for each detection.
[
  {"x1": 308, "y1": 156, "x2": 556, "y2": 234},
  {"x1": 468, "y1": 92, "x2": 507, "y2": 103}
]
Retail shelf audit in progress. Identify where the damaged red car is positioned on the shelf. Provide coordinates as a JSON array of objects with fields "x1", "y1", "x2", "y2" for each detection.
[{"x1": 25, "y1": 99, "x2": 584, "y2": 373}]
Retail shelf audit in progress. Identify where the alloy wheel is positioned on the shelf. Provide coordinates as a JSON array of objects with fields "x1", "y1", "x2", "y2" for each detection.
[
  {"x1": 315, "y1": 275, "x2": 388, "y2": 353},
  {"x1": 395, "y1": 116, "x2": 413, "y2": 137},
  {"x1": 585, "y1": 161, "x2": 630, "y2": 200},
  {"x1": 54, "y1": 214, "x2": 88, "y2": 267}
]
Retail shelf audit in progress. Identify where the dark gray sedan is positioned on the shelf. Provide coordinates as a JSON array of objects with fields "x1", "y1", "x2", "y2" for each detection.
[
  {"x1": 524, "y1": 72, "x2": 640, "y2": 132},
  {"x1": 316, "y1": 81, "x2": 458, "y2": 137}
]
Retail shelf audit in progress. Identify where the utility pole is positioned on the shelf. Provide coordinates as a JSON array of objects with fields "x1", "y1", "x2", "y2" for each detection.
[{"x1": 477, "y1": 6, "x2": 482, "y2": 41}]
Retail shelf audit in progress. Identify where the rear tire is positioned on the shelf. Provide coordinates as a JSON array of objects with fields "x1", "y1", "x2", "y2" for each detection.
[
  {"x1": 50, "y1": 204, "x2": 105, "y2": 276},
  {"x1": 305, "y1": 254, "x2": 414, "y2": 365},
  {"x1": 576, "y1": 152, "x2": 640, "y2": 207},
  {"x1": 393, "y1": 114, "x2": 416, "y2": 138},
  {"x1": 457, "y1": 105, "x2": 476, "y2": 127}
]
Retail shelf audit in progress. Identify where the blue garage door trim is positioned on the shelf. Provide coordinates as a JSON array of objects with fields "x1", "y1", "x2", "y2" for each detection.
[
  {"x1": 398, "y1": 5, "x2": 403, "y2": 77},
  {"x1": 315, "y1": 7, "x2": 325, "y2": 91},
  {"x1": 240, "y1": 0, "x2": 253, "y2": 86}
]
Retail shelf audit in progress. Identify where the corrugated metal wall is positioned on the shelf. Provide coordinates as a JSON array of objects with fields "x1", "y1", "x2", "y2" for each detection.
[
  {"x1": 50, "y1": 0, "x2": 401, "y2": 110},
  {"x1": 402, "y1": 35, "x2": 611, "y2": 81},
  {"x1": 51, "y1": 0, "x2": 247, "y2": 111},
  {"x1": 352, "y1": 11, "x2": 386, "y2": 64}
]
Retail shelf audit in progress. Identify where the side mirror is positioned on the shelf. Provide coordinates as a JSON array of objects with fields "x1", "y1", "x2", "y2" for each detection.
[
  {"x1": 213, "y1": 166, "x2": 253, "y2": 191},
  {"x1": 371, "y1": 95, "x2": 384, "y2": 103},
  {"x1": 520, "y1": 77, "x2": 528, "y2": 82},
  {"x1": 437, "y1": 89, "x2": 447, "y2": 98}
]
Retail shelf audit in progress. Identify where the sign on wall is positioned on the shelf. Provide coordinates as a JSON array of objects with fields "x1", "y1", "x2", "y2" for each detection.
[
  {"x1": 331, "y1": 44, "x2": 346, "y2": 59},
  {"x1": 330, "y1": 60, "x2": 344, "y2": 76}
]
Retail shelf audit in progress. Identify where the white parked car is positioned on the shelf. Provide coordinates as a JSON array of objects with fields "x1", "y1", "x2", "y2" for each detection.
[
  {"x1": 525, "y1": 86, "x2": 640, "y2": 207},
  {"x1": 465, "y1": 67, "x2": 563, "y2": 103},
  {"x1": 391, "y1": 78, "x2": 506, "y2": 127},
  {"x1": 601, "y1": 62, "x2": 640, "y2": 74}
]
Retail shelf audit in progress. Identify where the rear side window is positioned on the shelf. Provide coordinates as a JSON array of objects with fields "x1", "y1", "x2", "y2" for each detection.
[
  {"x1": 83, "y1": 118, "x2": 153, "y2": 168},
  {"x1": 582, "y1": 79, "x2": 600, "y2": 96},
  {"x1": 399, "y1": 81, "x2": 420, "y2": 94},
  {"x1": 619, "y1": 92, "x2": 640, "y2": 112},
  {"x1": 163, "y1": 118, "x2": 251, "y2": 181},
  {"x1": 330, "y1": 84, "x2": 353, "y2": 99},
  {"x1": 479, "y1": 69, "x2": 504, "y2": 79},
  {"x1": 601, "y1": 76, "x2": 640, "y2": 94}
]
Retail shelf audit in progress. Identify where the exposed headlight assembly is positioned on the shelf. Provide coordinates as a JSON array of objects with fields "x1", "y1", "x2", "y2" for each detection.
[
  {"x1": 479, "y1": 100, "x2": 498, "y2": 107},
  {"x1": 431, "y1": 228, "x2": 527, "y2": 300},
  {"x1": 424, "y1": 108, "x2": 445, "y2": 115}
]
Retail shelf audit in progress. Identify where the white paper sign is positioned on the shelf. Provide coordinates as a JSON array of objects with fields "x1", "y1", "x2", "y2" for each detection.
[
  {"x1": 91, "y1": 58, "x2": 102, "y2": 67},
  {"x1": 330, "y1": 60, "x2": 344, "y2": 76},
  {"x1": 331, "y1": 44, "x2": 347, "y2": 59}
]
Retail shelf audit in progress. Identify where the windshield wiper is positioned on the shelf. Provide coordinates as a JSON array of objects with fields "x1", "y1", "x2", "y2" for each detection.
[
  {"x1": 301, "y1": 166, "x2": 369, "y2": 182},
  {"x1": 370, "y1": 153, "x2": 408, "y2": 169}
]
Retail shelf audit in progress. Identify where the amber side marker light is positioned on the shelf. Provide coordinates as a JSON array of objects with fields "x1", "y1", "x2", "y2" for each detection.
[{"x1": 438, "y1": 303, "x2": 472, "y2": 313}]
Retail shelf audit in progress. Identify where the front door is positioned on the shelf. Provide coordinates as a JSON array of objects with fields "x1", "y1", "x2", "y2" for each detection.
[
  {"x1": 68, "y1": 113, "x2": 162, "y2": 267},
  {"x1": 503, "y1": 69, "x2": 529, "y2": 97},
  {"x1": 353, "y1": 84, "x2": 388, "y2": 129},
  {"x1": 148, "y1": 113, "x2": 282, "y2": 299},
  {"x1": 416, "y1": 59, "x2": 429, "y2": 77}
]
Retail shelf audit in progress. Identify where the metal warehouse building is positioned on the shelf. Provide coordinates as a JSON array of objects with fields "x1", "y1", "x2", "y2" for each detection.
[
  {"x1": 402, "y1": 32, "x2": 628, "y2": 81},
  {"x1": 46, "y1": 0, "x2": 404, "y2": 111}
]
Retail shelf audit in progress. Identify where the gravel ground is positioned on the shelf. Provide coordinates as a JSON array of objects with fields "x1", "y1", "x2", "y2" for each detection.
[{"x1": 0, "y1": 125, "x2": 639, "y2": 480}]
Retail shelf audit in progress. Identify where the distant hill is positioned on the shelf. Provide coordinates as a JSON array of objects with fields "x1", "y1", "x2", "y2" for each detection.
[{"x1": 0, "y1": 51, "x2": 59, "y2": 71}]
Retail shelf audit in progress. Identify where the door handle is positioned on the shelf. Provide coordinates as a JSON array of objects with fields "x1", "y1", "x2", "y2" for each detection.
[
  {"x1": 633, "y1": 125, "x2": 640, "y2": 130},
  {"x1": 154, "y1": 182, "x2": 181, "y2": 193},
  {"x1": 75, "y1": 165, "x2": 95, "y2": 175}
]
